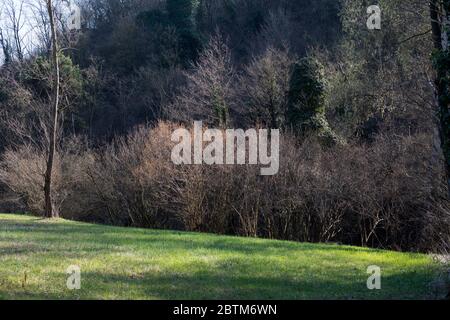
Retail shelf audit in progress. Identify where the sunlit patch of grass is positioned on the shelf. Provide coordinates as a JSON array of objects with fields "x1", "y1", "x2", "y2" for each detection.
[{"x1": 0, "y1": 214, "x2": 444, "y2": 300}]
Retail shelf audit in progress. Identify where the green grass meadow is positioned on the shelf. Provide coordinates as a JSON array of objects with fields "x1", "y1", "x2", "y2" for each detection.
[{"x1": 0, "y1": 214, "x2": 445, "y2": 300}]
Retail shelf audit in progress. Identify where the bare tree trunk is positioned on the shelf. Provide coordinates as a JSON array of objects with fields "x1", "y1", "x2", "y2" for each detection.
[
  {"x1": 0, "y1": 28, "x2": 12, "y2": 64},
  {"x1": 430, "y1": 0, "x2": 442, "y2": 50},
  {"x1": 430, "y1": 0, "x2": 450, "y2": 195},
  {"x1": 44, "y1": 0, "x2": 60, "y2": 218}
]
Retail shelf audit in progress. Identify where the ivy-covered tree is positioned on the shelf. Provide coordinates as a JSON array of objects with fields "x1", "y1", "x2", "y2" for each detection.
[
  {"x1": 430, "y1": 0, "x2": 450, "y2": 194},
  {"x1": 287, "y1": 57, "x2": 341, "y2": 145}
]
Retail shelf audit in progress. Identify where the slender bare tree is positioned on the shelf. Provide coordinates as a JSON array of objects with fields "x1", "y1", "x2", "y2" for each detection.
[
  {"x1": 28, "y1": 0, "x2": 51, "y2": 54},
  {"x1": 44, "y1": 0, "x2": 60, "y2": 218}
]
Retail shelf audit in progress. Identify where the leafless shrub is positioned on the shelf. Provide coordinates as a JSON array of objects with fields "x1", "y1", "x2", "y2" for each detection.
[
  {"x1": 73, "y1": 122, "x2": 183, "y2": 227},
  {"x1": 0, "y1": 145, "x2": 66, "y2": 215}
]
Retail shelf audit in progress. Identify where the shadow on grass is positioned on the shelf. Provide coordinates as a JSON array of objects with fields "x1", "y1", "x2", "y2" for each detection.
[
  {"x1": 0, "y1": 269, "x2": 438, "y2": 300},
  {"x1": 0, "y1": 217, "x2": 383, "y2": 256}
]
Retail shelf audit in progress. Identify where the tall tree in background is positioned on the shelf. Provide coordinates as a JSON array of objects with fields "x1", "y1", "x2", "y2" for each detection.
[
  {"x1": 170, "y1": 35, "x2": 234, "y2": 127},
  {"x1": 44, "y1": 0, "x2": 60, "y2": 218},
  {"x1": 430, "y1": 0, "x2": 450, "y2": 193}
]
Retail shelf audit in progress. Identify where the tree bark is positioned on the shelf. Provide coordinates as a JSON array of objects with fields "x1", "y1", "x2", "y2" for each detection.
[
  {"x1": 44, "y1": 0, "x2": 60, "y2": 218},
  {"x1": 430, "y1": 0, "x2": 450, "y2": 194}
]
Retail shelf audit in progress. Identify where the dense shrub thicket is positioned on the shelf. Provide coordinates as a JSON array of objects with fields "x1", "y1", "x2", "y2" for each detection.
[{"x1": 1, "y1": 122, "x2": 449, "y2": 252}]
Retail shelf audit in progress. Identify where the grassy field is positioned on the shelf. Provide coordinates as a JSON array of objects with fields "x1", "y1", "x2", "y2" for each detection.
[{"x1": 0, "y1": 214, "x2": 445, "y2": 300}]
